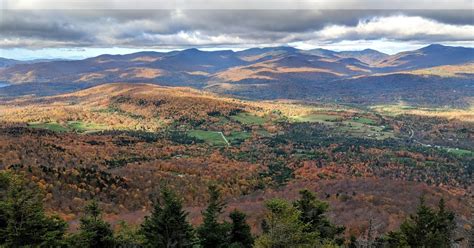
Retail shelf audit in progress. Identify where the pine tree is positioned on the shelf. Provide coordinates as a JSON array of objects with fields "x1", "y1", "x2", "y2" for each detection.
[
  {"x1": 140, "y1": 188, "x2": 195, "y2": 247},
  {"x1": 197, "y1": 185, "x2": 230, "y2": 248},
  {"x1": 385, "y1": 197, "x2": 456, "y2": 248},
  {"x1": 115, "y1": 220, "x2": 143, "y2": 247},
  {"x1": 0, "y1": 171, "x2": 67, "y2": 247},
  {"x1": 434, "y1": 198, "x2": 455, "y2": 246},
  {"x1": 293, "y1": 189, "x2": 345, "y2": 244},
  {"x1": 255, "y1": 198, "x2": 319, "y2": 248},
  {"x1": 228, "y1": 209, "x2": 254, "y2": 248},
  {"x1": 74, "y1": 200, "x2": 115, "y2": 248}
]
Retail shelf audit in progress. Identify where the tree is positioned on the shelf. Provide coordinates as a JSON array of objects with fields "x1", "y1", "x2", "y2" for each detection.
[
  {"x1": 0, "y1": 171, "x2": 67, "y2": 247},
  {"x1": 434, "y1": 198, "x2": 456, "y2": 246},
  {"x1": 140, "y1": 188, "x2": 195, "y2": 247},
  {"x1": 115, "y1": 220, "x2": 143, "y2": 247},
  {"x1": 228, "y1": 209, "x2": 254, "y2": 248},
  {"x1": 197, "y1": 185, "x2": 230, "y2": 248},
  {"x1": 293, "y1": 189, "x2": 345, "y2": 244},
  {"x1": 255, "y1": 198, "x2": 319, "y2": 248},
  {"x1": 73, "y1": 200, "x2": 115, "y2": 248},
  {"x1": 385, "y1": 197, "x2": 456, "y2": 248}
]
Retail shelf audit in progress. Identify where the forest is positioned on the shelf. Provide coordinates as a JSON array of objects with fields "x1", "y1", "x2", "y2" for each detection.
[
  {"x1": 0, "y1": 83, "x2": 472, "y2": 247},
  {"x1": 0, "y1": 171, "x2": 462, "y2": 247}
]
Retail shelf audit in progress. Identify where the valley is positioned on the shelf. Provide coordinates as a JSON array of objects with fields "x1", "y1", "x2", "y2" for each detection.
[
  {"x1": 2, "y1": 3, "x2": 474, "y2": 246},
  {"x1": 0, "y1": 83, "x2": 472, "y2": 241}
]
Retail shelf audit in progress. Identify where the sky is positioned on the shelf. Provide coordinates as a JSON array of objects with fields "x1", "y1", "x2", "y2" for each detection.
[{"x1": 0, "y1": 0, "x2": 473, "y2": 60}]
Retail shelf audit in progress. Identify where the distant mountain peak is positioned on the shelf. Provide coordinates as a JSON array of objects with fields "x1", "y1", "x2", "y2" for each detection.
[
  {"x1": 275, "y1": 46, "x2": 299, "y2": 52},
  {"x1": 361, "y1": 48, "x2": 387, "y2": 55},
  {"x1": 423, "y1": 44, "x2": 445, "y2": 48},
  {"x1": 181, "y1": 48, "x2": 201, "y2": 53},
  {"x1": 419, "y1": 44, "x2": 447, "y2": 51}
]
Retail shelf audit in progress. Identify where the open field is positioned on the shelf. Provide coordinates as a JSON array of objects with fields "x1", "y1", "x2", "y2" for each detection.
[
  {"x1": 289, "y1": 111, "x2": 395, "y2": 140},
  {"x1": 28, "y1": 121, "x2": 108, "y2": 133},
  {"x1": 187, "y1": 130, "x2": 228, "y2": 146},
  {"x1": 444, "y1": 148, "x2": 474, "y2": 157},
  {"x1": 290, "y1": 113, "x2": 342, "y2": 124},
  {"x1": 28, "y1": 122, "x2": 70, "y2": 132},
  {"x1": 370, "y1": 104, "x2": 474, "y2": 122},
  {"x1": 187, "y1": 130, "x2": 253, "y2": 146},
  {"x1": 351, "y1": 116, "x2": 377, "y2": 125},
  {"x1": 338, "y1": 121, "x2": 395, "y2": 140}
]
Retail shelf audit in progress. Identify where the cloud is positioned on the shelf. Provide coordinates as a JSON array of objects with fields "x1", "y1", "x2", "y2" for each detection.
[
  {"x1": 0, "y1": 9, "x2": 472, "y2": 50},
  {"x1": 315, "y1": 15, "x2": 474, "y2": 42},
  {"x1": 2, "y1": 0, "x2": 472, "y2": 9}
]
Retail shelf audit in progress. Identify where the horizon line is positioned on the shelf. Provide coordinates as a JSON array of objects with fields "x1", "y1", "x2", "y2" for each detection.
[{"x1": 2, "y1": 43, "x2": 472, "y2": 61}]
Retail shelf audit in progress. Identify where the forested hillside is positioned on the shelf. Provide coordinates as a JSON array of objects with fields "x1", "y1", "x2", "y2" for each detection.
[{"x1": 1, "y1": 83, "x2": 472, "y2": 247}]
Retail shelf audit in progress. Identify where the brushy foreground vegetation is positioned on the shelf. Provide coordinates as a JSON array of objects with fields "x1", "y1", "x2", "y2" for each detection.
[{"x1": 0, "y1": 171, "x2": 463, "y2": 248}]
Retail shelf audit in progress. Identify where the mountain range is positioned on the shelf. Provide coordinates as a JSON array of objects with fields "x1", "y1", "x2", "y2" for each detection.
[{"x1": 1, "y1": 44, "x2": 473, "y2": 107}]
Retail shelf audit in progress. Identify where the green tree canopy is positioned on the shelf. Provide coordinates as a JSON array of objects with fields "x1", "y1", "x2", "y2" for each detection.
[
  {"x1": 197, "y1": 185, "x2": 231, "y2": 248},
  {"x1": 293, "y1": 189, "x2": 345, "y2": 244},
  {"x1": 140, "y1": 187, "x2": 196, "y2": 248},
  {"x1": 386, "y1": 197, "x2": 456, "y2": 248},
  {"x1": 255, "y1": 198, "x2": 319, "y2": 248},
  {"x1": 0, "y1": 171, "x2": 67, "y2": 247},
  {"x1": 73, "y1": 200, "x2": 115, "y2": 248},
  {"x1": 228, "y1": 209, "x2": 254, "y2": 248},
  {"x1": 115, "y1": 220, "x2": 143, "y2": 247}
]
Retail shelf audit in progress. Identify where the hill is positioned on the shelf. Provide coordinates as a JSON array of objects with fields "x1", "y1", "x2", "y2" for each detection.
[
  {"x1": 306, "y1": 48, "x2": 389, "y2": 64},
  {"x1": 1, "y1": 45, "x2": 473, "y2": 108},
  {"x1": 376, "y1": 44, "x2": 474, "y2": 71},
  {"x1": 0, "y1": 83, "x2": 472, "y2": 237}
]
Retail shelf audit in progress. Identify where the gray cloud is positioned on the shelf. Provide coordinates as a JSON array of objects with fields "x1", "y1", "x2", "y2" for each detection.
[
  {"x1": 0, "y1": 9, "x2": 473, "y2": 49},
  {"x1": 3, "y1": 0, "x2": 472, "y2": 9}
]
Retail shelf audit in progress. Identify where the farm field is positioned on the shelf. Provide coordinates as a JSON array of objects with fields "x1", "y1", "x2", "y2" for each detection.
[
  {"x1": 28, "y1": 121, "x2": 108, "y2": 133},
  {"x1": 0, "y1": 83, "x2": 472, "y2": 246},
  {"x1": 188, "y1": 130, "x2": 228, "y2": 146}
]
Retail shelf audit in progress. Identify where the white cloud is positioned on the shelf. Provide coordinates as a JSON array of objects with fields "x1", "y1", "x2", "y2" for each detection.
[
  {"x1": 135, "y1": 31, "x2": 246, "y2": 46},
  {"x1": 316, "y1": 15, "x2": 474, "y2": 42},
  {"x1": 0, "y1": 8, "x2": 473, "y2": 54}
]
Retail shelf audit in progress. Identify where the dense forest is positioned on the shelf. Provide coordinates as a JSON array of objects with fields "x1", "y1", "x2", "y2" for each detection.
[
  {"x1": 0, "y1": 84, "x2": 472, "y2": 247},
  {"x1": 0, "y1": 171, "x2": 465, "y2": 247}
]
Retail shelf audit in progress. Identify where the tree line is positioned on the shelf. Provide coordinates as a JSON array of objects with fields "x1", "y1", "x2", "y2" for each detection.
[{"x1": 0, "y1": 171, "x2": 462, "y2": 247}]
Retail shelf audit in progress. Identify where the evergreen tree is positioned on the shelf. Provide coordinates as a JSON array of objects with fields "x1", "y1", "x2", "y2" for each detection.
[
  {"x1": 73, "y1": 200, "x2": 115, "y2": 248},
  {"x1": 140, "y1": 188, "x2": 195, "y2": 248},
  {"x1": 197, "y1": 185, "x2": 230, "y2": 248},
  {"x1": 385, "y1": 197, "x2": 456, "y2": 248},
  {"x1": 434, "y1": 198, "x2": 455, "y2": 246},
  {"x1": 228, "y1": 209, "x2": 254, "y2": 248},
  {"x1": 293, "y1": 189, "x2": 345, "y2": 244},
  {"x1": 255, "y1": 198, "x2": 319, "y2": 248},
  {"x1": 115, "y1": 220, "x2": 143, "y2": 247},
  {"x1": 0, "y1": 171, "x2": 67, "y2": 247}
]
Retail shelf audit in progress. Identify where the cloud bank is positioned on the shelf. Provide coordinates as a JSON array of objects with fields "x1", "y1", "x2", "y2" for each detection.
[
  {"x1": 0, "y1": 1, "x2": 473, "y2": 57},
  {"x1": 2, "y1": 0, "x2": 472, "y2": 9}
]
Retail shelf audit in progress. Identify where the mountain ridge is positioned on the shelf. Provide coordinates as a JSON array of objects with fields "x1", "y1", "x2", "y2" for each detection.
[{"x1": 0, "y1": 44, "x2": 473, "y2": 108}]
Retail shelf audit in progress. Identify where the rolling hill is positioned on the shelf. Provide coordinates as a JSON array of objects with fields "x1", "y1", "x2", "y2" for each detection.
[
  {"x1": 0, "y1": 44, "x2": 473, "y2": 107},
  {"x1": 0, "y1": 83, "x2": 472, "y2": 238},
  {"x1": 305, "y1": 48, "x2": 389, "y2": 64},
  {"x1": 376, "y1": 44, "x2": 474, "y2": 71}
]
